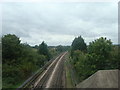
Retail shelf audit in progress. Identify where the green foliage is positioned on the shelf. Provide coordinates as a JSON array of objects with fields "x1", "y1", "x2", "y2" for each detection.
[
  {"x1": 88, "y1": 37, "x2": 112, "y2": 58},
  {"x1": 71, "y1": 36, "x2": 87, "y2": 51},
  {"x1": 56, "y1": 45, "x2": 64, "y2": 52},
  {"x1": 35, "y1": 54, "x2": 47, "y2": 67},
  {"x1": 2, "y1": 34, "x2": 50, "y2": 88},
  {"x1": 2, "y1": 34, "x2": 21, "y2": 63},
  {"x1": 108, "y1": 45, "x2": 120, "y2": 69},
  {"x1": 49, "y1": 48, "x2": 58, "y2": 58},
  {"x1": 71, "y1": 50, "x2": 96, "y2": 81},
  {"x1": 2, "y1": 63, "x2": 21, "y2": 88},
  {"x1": 33, "y1": 45, "x2": 39, "y2": 49},
  {"x1": 88, "y1": 37, "x2": 113, "y2": 69},
  {"x1": 19, "y1": 62, "x2": 36, "y2": 79},
  {"x1": 70, "y1": 37, "x2": 119, "y2": 82},
  {"x1": 38, "y1": 41, "x2": 50, "y2": 60},
  {"x1": 71, "y1": 36, "x2": 87, "y2": 57},
  {"x1": 56, "y1": 45, "x2": 70, "y2": 53}
]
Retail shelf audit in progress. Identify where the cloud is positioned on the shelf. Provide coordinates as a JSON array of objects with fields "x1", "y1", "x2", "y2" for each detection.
[{"x1": 2, "y1": 2, "x2": 118, "y2": 46}]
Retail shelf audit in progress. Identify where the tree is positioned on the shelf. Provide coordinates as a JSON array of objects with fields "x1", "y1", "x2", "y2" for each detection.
[
  {"x1": 70, "y1": 37, "x2": 119, "y2": 82},
  {"x1": 33, "y1": 45, "x2": 39, "y2": 49},
  {"x1": 71, "y1": 36, "x2": 87, "y2": 57},
  {"x1": 108, "y1": 45, "x2": 120, "y2": 69},
  {"x1": 38, "y1": 41, "x2": 50, "y2": 60},
  {"x1": 56, "y1": 45, "x2": 64, "y2": 52},
  {"x1": 88, "y1": 37, "x2": 112, "y2": 58},
  {"x1": 2, "y1": 34, "x2": 21, "y2": 63},
  {"x1": 2, "y1": 34, "x2": 52, "y2": 88},
  {"x1": 88, "y1": 37, "x2": 112, "y2": 69}
]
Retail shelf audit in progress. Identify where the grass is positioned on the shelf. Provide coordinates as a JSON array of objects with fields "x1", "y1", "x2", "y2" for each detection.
[
  {"x1": 64, "y1": 54, "x2": 74, "y2": 88},
  {"x1": 65, "y1": 63, "x2": 74, "y2": 88}
]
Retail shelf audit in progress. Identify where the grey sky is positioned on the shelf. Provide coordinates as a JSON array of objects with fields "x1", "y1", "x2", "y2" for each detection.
[{"x1": 2, "y1": 2, "x2": 118, "y2": 46}]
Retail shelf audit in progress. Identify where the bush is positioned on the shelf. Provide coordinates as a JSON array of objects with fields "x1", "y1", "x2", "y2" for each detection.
[
  {"x1": 70, "y1": 37, "x2": 119, "y2": 82},
  {"x1": 2, "y1": 34, "x2": 51, "y2": 88}
]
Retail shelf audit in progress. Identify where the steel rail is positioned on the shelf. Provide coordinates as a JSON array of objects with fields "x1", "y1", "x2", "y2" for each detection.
[{"x1": 18, "y1": 53, "x2": 63, "y2": 89}]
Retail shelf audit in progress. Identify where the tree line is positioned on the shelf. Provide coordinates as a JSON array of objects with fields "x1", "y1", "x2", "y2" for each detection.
[
  {"x1": 70, "y1": 36, "x2": 120, "y2": 82},
  {"x1": 2, "y1": 34, "x2": 69, "y2": 88}
]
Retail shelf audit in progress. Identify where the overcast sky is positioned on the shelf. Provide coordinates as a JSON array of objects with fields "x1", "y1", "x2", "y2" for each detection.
[{"x1": 2, "y1": 2, "x2": 118, "y2": 46}]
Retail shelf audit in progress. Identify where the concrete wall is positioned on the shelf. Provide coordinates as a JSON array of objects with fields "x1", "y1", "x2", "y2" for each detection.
[{"x1": 76, "y1": 70, "x2": 119, "y2": 88}]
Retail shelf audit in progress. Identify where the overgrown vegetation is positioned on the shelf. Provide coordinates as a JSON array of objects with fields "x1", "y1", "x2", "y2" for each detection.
[
  {"x1": 2, "y1": 34, "x2": 69, "y2": 88},
  {"x1": 2, "y1": 34, "x2": 48, "y2": 88},
  {"x1": 70, "y1": 36, "x2": 119, "y2": 82}
]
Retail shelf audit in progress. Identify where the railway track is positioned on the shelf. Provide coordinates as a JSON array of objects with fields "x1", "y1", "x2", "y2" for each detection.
[
  {"x1": 35, "y1": 55, "x2": 60, "y2": 88},
  {"x1": 19, "y1": 52, "x2": 67, "y2": 89},
  {"x1": 50, "y1": 55, "x2": 64, "y2": 88}
]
